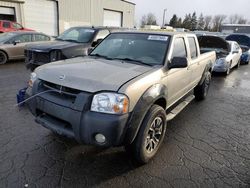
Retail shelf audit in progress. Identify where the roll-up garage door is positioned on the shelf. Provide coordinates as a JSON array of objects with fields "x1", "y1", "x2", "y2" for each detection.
[
  {"x1": 103, "y1": 10, "x2": 122, "y2": 27},
  {"x1": 24, "y1": 0, "x2": 58, "y2": 36},
  {"x1": 0, "y1": 6, "x2": 15, "y2": 21}
]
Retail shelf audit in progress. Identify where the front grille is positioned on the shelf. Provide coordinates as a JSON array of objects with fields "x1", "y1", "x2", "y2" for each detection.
[
  {"x1": 25, "y1": 50, "x2": 50, "y2": 64},
  {"x1": 42, "y1": 81, "x2": 81, "y2": 96}
]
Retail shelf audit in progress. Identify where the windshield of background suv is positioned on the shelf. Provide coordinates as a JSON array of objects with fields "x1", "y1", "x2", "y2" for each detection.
[
  {"x1": 57, "y1": 27, "x2": 96, "y2": 43},
  {"x1": 0, "y1": 33, "x2": 16, "y2": 43},
  {"x1": 90, "y1": 33, "x2": 170, "y2": 66}
]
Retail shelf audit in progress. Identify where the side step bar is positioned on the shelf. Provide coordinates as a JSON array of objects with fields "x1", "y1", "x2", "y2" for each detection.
[{"x1": 166, "y1": 95, "x2": 195, "y2": 121}]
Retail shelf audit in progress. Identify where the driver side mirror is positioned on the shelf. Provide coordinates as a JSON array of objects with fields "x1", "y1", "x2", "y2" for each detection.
[
  {"x1": 168, "y1": 57, "x2": 188, "y2": 69},
  {"x1": 13, "y1": 40, "x2": 21, "y2": 45},
  {"x1": 92, "y1": 38, "x2": 103, "y2": 47}
]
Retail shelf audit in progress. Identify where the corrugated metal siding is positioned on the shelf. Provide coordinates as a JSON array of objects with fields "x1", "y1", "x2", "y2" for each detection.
[
  {"x1": 0, "y1": 0, "x2": 23, "y2": 23},
  {"x1": 58, "y1": 0, "x2": 91, "y2": 32},
  {"x1": 58, "y1": 0, "x2": 134, "y2": 33}
]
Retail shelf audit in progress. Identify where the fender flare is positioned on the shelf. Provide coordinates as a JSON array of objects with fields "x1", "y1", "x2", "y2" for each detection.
[
  {"x1": 198, "y1": 60, "x2": 213, "y2": 86},
  {"x1": 124, "y1": 84, "x2": 167, "y2": 145}
]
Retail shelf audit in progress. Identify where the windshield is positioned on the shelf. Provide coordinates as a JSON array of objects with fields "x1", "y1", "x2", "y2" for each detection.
[
  {"x1": 90, "y1": 33, "x2": 170, "y2": 66},
  {"x1": 0, "y1": 33, "x2": 16, "y2": 43},
  {"x1": 57, "y1": 27, "x2": 96, "y2": 43}
]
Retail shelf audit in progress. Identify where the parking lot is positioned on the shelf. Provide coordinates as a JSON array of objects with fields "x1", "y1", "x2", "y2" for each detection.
[{"x1": 0, "y1": 61, "x2": 250, "y2": 188}]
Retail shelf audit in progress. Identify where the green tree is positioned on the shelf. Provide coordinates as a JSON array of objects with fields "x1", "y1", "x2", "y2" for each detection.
[
  {"x1": 197, "y1": 13, "x2": 205, "y2": 30},
  {"x1": 169, "y1": 14, "x2": 178, "y2": 27},
  {"x1": 190, "y1": 12, "x2": 198, "y2": 30},
  {"x1": 182, "y1": 14, "x2": 192, "y2": 30},
  {"x1": 176, "y1": 18, "x2": 183, "y2": 28}
]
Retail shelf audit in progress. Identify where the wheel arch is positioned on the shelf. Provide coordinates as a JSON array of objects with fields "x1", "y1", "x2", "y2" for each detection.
[
  {"x1": 123, "y1": 84, "x2": 167, "y2": 145},
  {"x1": 0, "y1": 49, "x2": 9, "y2": 61}
]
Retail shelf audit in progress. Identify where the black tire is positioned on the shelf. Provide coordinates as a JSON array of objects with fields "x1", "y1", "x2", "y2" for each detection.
[
  {"x1": 194, "y1": 71, "x2": 211, "y2": 101},
  {"x1": 0, "y1": 50, "x2": 8, "y2": 65},
  {"x1": 125, "y1": 105, "x2": 167, "y2": 164},
  {"x1": 224, "y1": 62, "x2": 232, "y2": 76},
  {"x1": 236, "y1": 60, "x2": 240, "y2": 68}
]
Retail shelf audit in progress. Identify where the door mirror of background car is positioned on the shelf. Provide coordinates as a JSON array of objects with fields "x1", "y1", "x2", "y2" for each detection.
[
  {"x1": 13, "y1": 40, "x2": 21, "y2": 45},
  {"x1": 92, "y1": 38, "x2": 103, "y2": 47},
  {"x1": 168, "y1": 57, "x2": 188, "y2": 69}
]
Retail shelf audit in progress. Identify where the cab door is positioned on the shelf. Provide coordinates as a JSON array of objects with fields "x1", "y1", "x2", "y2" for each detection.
[
  {"x1": 165, "y1": 37, "x2": 192, "y2": 107},
  {"x1": 187, "y1": 37, "x2": 202, "y2": 88},
  {"x1": 4, "y1": 34, "x2": 33, "y2": 59}
]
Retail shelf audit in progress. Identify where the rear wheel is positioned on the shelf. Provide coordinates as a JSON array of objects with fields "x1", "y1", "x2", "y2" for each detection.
[
  {"x1": 236, "y1": 59, "x2": 240, "y2": 68},
  {"x1": 194, "y1": 71, "x2": 211, "y2": 101},
  {"x1": 0, "y1": 51, "x2": 8, "y2": 65},
  {"x1": 125, "y1": 105, "x2": 167, "y2": 164},
  {"x1": 225, "y1": 62, "x2": 232, "y2": 75}
]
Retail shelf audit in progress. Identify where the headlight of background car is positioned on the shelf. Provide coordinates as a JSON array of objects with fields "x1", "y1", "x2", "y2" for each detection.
[
  {"x1": 91, "y1": 93, "x2": 129, "y2": 114},
  {"x1": 28, "y1": 72, "x2": 37, "y2": 87},
  {"x1": 50, "y1": 50, "x2": 61, "y2": 62}
]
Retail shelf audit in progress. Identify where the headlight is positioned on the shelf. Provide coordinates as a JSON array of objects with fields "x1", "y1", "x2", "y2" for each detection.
[
  {"x1": 28, "y1": 72, "x2": 37, "y2": 87},
  {"x1": 91, "y1": 93, "x2": 129, "y2": 114},
  {"x1": 50, "y1": 50, "x2": 61, "y2": 62}
]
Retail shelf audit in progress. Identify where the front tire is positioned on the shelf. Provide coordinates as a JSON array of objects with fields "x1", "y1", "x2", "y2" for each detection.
[
  {"x1": 125, "y1": 105, "x2": 167, "y2": 164},
  {"x1": 0, "y1": 51, "x2": 8, "y2": 65},
  {"x1": 194, "y1": 71, "x2": 211, "y2": 101}
]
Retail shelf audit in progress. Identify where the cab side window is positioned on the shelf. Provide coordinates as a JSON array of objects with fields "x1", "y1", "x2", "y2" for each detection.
[
  {"x1": 95, "y1": 30, "x2": 110, "y2": 41},
  {"x1": 171, "y1": 38, "x2": 187, "y2": 58},
  {"x1": 188, "y1": 37, "x2": 198, "y2": 59}
]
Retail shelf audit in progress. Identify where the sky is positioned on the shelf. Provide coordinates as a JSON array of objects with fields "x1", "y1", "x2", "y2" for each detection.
[{"x1": 129, "y1": 0, "x2": 250, "y2": 26}]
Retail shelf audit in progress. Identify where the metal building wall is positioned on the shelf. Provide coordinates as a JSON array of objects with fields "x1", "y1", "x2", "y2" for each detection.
[
  {"x1": 58, "y1": 0, "x2": 135, "y2": 33},
  {"x1": 0, "y1": 0, "x2": 24, "y2": 24}
]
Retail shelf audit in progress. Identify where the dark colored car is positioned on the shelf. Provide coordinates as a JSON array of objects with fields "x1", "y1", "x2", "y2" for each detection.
[
  {"x1": 226, "y1": 34, "x2": 250, "y2": 64},
  {"x1": 0, "y1": 20, "x2": 34, "y2": 33},
  {"x1": 25, "y1": 26, "x2": 123, "y2": 71}
]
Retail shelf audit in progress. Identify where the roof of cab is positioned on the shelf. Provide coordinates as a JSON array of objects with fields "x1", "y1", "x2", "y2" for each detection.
[{"x1": 111, "y1": 30, "x2": 196, "y2": 37}]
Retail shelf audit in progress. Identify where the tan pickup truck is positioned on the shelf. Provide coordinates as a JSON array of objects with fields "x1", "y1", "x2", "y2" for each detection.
[{"x1": 27, "y1": 31, "x2": 216, "y2": 164}]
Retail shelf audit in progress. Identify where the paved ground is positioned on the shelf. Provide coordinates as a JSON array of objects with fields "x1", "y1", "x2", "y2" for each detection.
[{"x1": 0, "y1": 61, "x2": 250, "y2": 188}]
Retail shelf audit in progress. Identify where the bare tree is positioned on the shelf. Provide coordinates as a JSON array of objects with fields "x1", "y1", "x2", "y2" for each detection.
[
  {"x1": 229, "y1": 14, "x2": 247, "y2": 24},
  {"x1": 238, "y1": 17, "x2": 247, "y2": 24},
  {"x1": 212, "y1": 15, "x2": 227, "y2": 32},
  {"x1": 140, "y1": 13, "x2": 158, "y2": 27},
  {"x1": 204, "y1": 16, "x2": 212, "y2": 31}
]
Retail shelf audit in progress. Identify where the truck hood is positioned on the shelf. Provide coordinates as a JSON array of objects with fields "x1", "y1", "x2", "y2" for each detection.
[
  {"x1": 26, "y1": 40, "x2": 88, "y2": 52},
  {"x1": 35, "y1": 57, "x2": 153, "y2": 93},
  {"x1": 198, "y1": 36, "x2": 229, "y2": 52}
]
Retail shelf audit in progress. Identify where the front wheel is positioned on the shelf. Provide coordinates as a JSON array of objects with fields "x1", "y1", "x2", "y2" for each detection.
[
  {"x1": 125, "y1": 105, "x2": 167, "y2": 164},
  {"x1": 194, "y1": 71, "x2": 211, "y2": 101},
  {"x1": 0, "y1": 51, "x2": 8, "y2": 65}
]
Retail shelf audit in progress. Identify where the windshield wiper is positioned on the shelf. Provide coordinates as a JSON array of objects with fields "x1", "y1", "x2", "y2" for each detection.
[
  {"x1": 89, "y1": 53, "x2": 113, "y2": 60},
  {"x1": 114, "y1": 58, "x2": 153, "y2": 66}
]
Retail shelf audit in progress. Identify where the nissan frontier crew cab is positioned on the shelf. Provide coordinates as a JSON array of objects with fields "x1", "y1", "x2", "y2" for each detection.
[{"x1": 26, "y1": 31, "x2": 216, "y2": 164}]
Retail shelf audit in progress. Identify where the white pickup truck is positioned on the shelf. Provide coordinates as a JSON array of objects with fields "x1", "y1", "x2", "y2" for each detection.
[{"x1": 27, "y1": 31, "x2": 216, "y2": 164}]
